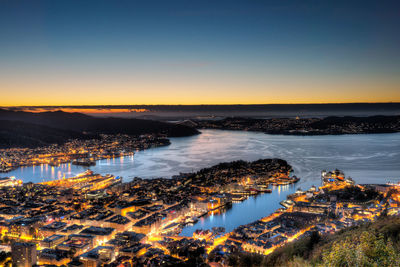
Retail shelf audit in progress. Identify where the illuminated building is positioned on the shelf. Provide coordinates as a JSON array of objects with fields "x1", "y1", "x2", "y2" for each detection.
[
  {"x1": 11, "y1": 242, "x2": 37, "y2": 267},
  {"x1": 80, "y1": 246, "x2": 115, "y2": 267}
]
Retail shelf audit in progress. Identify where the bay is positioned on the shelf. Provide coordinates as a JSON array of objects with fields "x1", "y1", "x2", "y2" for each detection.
[{"x1": 4, "y1": 130, "x2": 400, "y2": 235}]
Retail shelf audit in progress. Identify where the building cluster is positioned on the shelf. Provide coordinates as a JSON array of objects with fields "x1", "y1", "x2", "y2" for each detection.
[
  {"x1": 0, "y1": 134, "x2": 170, "y2": 172},
  {"x1": 2, "y1": 157, "x2": 399, "y2": 267},
  {"x1": 204, "y1": 171, "x2": 400, "y2": 266},
  {"x1": 0, "y1": 159, "x2": 294, "y2": 266}
]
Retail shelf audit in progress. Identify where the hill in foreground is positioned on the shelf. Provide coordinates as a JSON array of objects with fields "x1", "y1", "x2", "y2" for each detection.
[{"x1": 227, "y1": 215, "x2": 400, "y2": 267}]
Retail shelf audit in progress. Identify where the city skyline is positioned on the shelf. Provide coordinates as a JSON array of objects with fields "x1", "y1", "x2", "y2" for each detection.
[
  {"x1": 1, "y1": 2, "x2": 400, "y2": 266},
  {"x1": 1, "y1": 0, "x2": 399, "y2": 106}
]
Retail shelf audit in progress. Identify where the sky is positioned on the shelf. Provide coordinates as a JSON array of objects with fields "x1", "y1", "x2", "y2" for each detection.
[{"x1": 0, "y1": 0, "x2": 399, "y2": 106}]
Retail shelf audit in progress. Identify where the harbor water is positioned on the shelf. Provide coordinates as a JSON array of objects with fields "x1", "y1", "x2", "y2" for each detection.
[{"x1": 4, "y1": 130, "x2": 400, "y2": 235}]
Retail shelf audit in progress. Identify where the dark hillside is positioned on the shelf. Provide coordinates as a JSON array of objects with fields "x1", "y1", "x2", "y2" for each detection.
[
  {"x1": 0, "y1": 109, "x2": 199, "y2": 137},
  {"x1": 0, "y1": 120, "x2": 95, "y2": 148},
  {"x1": 310, "y1": 115, "x2": 400, "y2": 133}
]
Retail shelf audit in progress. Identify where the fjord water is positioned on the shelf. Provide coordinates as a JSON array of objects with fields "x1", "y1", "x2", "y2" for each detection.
[
  {"x1": 8, "y1": 130, "x2": 400, "y2": 184},
  {"x1": 5, "y1": 130, "x2": 400, "y2": 235}
]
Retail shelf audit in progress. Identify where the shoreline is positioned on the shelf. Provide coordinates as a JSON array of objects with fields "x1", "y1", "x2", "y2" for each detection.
[
  {"x1": 226, "y1": 172, "x2": 395, "y2": 257},
  {"x1": 194, "y1": 115, "x2": 400, "y2": 136},
  {"x1": 4, "y1": 129, "x2": 400, "y2": 177},
  {"x1": 3, "y1": 129, "x2": 400, "y2": 186},
  {"x1": 0, "y1": 134, "x2": 171, "y2": 173}
]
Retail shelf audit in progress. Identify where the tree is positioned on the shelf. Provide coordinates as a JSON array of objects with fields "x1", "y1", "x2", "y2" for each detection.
[{"x1": 320, "y1": 231, "x2": 400, "y2": 267}]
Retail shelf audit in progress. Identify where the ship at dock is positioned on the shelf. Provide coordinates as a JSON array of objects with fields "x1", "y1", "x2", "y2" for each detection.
[{"x1": 41, "y1": 169, "x2": 121, "y2": 192}]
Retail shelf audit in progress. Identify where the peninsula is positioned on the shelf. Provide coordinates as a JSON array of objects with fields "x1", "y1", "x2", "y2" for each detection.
[{"x1": 194, "y1": 115, "x2": 400, "y2": 135}]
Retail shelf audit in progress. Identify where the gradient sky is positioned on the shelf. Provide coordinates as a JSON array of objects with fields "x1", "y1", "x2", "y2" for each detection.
[{"x1": 1, "y1": 0, "x2": 400, "y2": 106}]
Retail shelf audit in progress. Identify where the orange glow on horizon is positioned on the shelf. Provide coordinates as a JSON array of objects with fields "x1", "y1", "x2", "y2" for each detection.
[
  {"x1": 7, "y1": 108, "x2": 149, "y2": 114},
  {"x1": 1, "y1": 72, "x2": 400, "y2": 106},
  {"x1": 1, "y1": 99, "x2": 400, "y2": 108}
]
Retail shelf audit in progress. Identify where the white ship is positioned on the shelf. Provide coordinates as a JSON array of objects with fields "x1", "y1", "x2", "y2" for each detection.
[{"x1": 0, "y1": 176, "x2": 23, "y2": 187}]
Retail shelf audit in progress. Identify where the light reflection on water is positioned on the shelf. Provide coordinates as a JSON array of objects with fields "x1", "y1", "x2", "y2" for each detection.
[
  {"x1": 3, "y1": 130, "x2": 400, "y2": 234},
  {"x1": 5, "y1": 130, "x2": 400, "y2": 185},
  {"x1": 181, "y1": 184, "x2": 300, "y2": 236}
]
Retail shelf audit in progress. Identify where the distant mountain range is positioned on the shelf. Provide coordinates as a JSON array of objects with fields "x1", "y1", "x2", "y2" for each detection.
[
  {"x1": 0, "y1": 109, "x2": 199, "y2": 148},
  {"x1": 5, "y1": 103, "x2": 400, "y2": 120}
]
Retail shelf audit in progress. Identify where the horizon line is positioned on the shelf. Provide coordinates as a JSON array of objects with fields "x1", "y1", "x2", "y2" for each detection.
[{"x1": 2, "y1": 102, "x2": 400, "y2": 108}]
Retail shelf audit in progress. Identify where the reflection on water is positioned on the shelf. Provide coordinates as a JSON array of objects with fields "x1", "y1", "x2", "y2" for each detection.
[
  {"x1": 181, "y1": 184, "x2": 300, "y2": 236},
  {"x1": 5, "y1": 130, "x2": 400, "y2": 185},
  {"x1": 3, "y1": 130, "x2": 400, "y2": 235}
]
